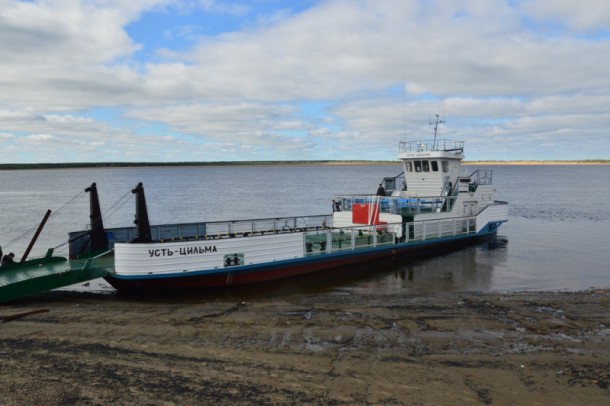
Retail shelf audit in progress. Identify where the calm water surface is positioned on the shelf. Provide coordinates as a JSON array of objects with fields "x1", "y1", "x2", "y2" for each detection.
[{"x1": 0, "y1": 164, "x2": 608, "y2": 298}]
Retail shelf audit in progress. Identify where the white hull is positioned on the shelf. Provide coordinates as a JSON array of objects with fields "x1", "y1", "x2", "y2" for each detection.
[{"x1": 110, "y1": 203, "x2": 507, "y2": 280}]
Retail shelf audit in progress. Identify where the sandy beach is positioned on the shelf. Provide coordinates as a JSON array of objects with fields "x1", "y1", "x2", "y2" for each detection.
[{"x1": 1, "y1": 290, "x2": 608, "y2": 405}]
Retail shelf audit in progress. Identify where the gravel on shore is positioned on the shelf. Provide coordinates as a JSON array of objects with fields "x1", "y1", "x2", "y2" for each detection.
[{"x1": 1, "y1": 289, "x2": 609, "y2": 405}]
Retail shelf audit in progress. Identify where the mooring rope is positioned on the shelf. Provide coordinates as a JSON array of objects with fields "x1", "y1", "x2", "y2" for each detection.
[
  {"x1": 102, "y1": 189, "x2": 133, "y2": 223},
  {"x1": 2, "y1": 225, "x2": 40, "y2": 250},
  {"x1": 49, "y1": 189, "x2": 87, "y2": 219},
  {"x1": 2, "y1": 183, "x2": 138, "y2": 257},
  {"x1": 2, "y1": 189, "x2": 88, "y2": 251},
  {"x1": 49, "y1": 188, "x2": 133, "y2": 251}
]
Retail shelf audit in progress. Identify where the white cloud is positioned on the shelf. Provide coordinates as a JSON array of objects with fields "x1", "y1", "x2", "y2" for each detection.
[
  {"x1": 522, "y1": 0, "x2": 610, "y2": 32},
  {"x1": 25, "y1": 133, "x2": 57, "y2": 141},
  {"x1": 0, "y1": 0, "x2": 144, "y2": 65},
  {"x1": 0, "y1": 0, "x2": 609, "y2": 162},
  {"x1": 199, "y1": 0, "x2": 250, "y2": 16}
]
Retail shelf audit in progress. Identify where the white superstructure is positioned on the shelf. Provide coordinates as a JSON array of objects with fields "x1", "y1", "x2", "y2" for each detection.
[{"x1": 333, "y1": 131, "x2": 508, "y2": 237}]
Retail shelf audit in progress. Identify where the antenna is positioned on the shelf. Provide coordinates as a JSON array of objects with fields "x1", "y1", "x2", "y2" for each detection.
[
  {"x1": 429, "y1": 113, "x2": 445, "y2": 150},
  {"x1": 402, "y1": 75, "x2": 407, "y2": 141},
  {"x1": 402, "y1": 87, "x2": 407, "y2": 140}
]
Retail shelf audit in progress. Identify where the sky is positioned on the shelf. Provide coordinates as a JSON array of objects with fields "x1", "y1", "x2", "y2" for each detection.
[{"x1": 1, "y1": 0, "x2": 609, "y2": 163}]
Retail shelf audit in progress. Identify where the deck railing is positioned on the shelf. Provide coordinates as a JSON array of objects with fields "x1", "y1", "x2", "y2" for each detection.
[
  {"x1": 337, "y1": 195, "x2": 459, "y2": 216},
  {"x1": 69, "y1": 215, "x2": 333, "y2": 256},
  {"x1": 399, "y1": 139, "x2": 464, "y2": 153},
  {"x1": 69, "y1": 214, "x2": 479, "y2": 259},
  {"x1": 303, "y1": 216, "x2": 476, "y2": 256},
  {"x1": 124, "y1": 215, "x2": 331, "y2": 241}
]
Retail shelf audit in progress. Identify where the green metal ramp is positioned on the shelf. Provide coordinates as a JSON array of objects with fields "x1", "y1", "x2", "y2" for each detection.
[{"x1": 0, "y1": 254, "x2": 112, "y2": 304}]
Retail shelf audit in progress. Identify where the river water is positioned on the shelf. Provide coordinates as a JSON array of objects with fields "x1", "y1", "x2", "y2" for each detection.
[{"x1": 0, "y1": 164, "x2": 609, "y2": 296}]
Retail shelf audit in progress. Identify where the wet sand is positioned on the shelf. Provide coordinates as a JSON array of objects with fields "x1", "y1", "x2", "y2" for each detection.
[{"x1": 1, "y1": 290, "x2": 608, "y2": 405}]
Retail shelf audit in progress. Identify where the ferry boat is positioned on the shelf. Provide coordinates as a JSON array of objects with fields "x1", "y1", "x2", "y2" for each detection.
[{"x1": 69, "y1": 127, "x2": 509, "y2": 292}]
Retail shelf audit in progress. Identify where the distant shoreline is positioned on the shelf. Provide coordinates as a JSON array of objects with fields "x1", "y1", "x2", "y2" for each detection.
[{"x1": 0, "y1": 160, "x2": 608, "y2": 170}]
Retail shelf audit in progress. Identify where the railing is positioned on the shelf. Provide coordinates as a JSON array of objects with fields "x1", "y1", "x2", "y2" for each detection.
[
  {"x1": 453, "y1": 169, "x2": 494, "y2": 194},
  {"x1": 473, "y1": 169, "x2": 493, "y2": 185},
  {"x1": 408, "y1": 216, "x2": 476, "y2": 240},
  {"x1": 69, "y1": 213, "x2": 481, "y2": 260},
  {"x1": 441, "y1": 177, "x2": 454, "y2": 196},
  {"x1": 69, "y1": 215, "x2": 333, "y2": 256},
  {"x1": 304, "y1": 224, "x2": 395, "y2": 255},
  {"x1": 380, "y1": 172, "x2": 406, "y2": 195},
  {"x1": 399, "y1": 139, "x2": 464, "y2": 153},
  {"x1": 201, "y1": 215, "x2": 330, "y2": 238},
  {"x1": 303, "y1": 216, "x2": 477, "y2": 256},
  {"x1": 338, "y1": 195, "x2": 459, "y2": 216}
]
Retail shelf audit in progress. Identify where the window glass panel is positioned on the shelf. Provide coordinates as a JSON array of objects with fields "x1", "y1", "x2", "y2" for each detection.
[
  {"x1": 414, "y1": 161, "x2": 422, "y2": 172},
  {"x1": 442, "y1": 161, "x2": 449, "y2": 172},
  {"x1": 422, "y1": 161, "x2": 430, "y2": 172},
  {"x1": 431, "y1": 161, "x2": 439, "y2": 171}
]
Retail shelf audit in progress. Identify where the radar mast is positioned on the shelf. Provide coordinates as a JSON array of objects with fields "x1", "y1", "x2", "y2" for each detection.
[{"x1": 430, "y1": 113, "x2": 445, "y2": 150}]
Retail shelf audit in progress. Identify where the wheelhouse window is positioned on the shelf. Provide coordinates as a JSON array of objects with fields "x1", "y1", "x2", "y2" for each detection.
[
  {"x1": 442, "y1": 161, "x2": 449, "y2": 172},
  {"x1": 422, "y1": 161, "x2": 430, "y2": 172},
  {"x1": 414, "y1": 161, "x2": 422, "y2": 172},
  {"x1": 431, "y1": 161, "x2": 439, "y2": 172},
  {"x1": 405, "y1": 162, "x2": 413, "y2": 172}
]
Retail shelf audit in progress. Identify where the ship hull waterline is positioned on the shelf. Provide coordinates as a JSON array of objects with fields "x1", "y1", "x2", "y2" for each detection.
[{"x1": 104, "y1": 229, "x2": 497, "y2": 293}]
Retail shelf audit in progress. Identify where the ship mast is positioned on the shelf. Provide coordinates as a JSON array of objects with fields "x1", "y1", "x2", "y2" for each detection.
[{"x1": 430, "y1": 113, "x2": 445, "y2": 150}]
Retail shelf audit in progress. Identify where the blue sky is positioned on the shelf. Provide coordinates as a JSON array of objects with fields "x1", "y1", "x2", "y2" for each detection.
[{"x1": 1, "y1": 0, "x2": 609, "y2": 163}]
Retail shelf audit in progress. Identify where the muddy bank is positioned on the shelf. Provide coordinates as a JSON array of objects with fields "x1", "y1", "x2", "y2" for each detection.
[{"x1": 1, "y1": 290, "x2": 609, "y2": 405}]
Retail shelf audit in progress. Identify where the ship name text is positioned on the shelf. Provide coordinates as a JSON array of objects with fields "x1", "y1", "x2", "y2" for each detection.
[{"x1": 148, "y1": 245, "x2": 218, "y2": 257}]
